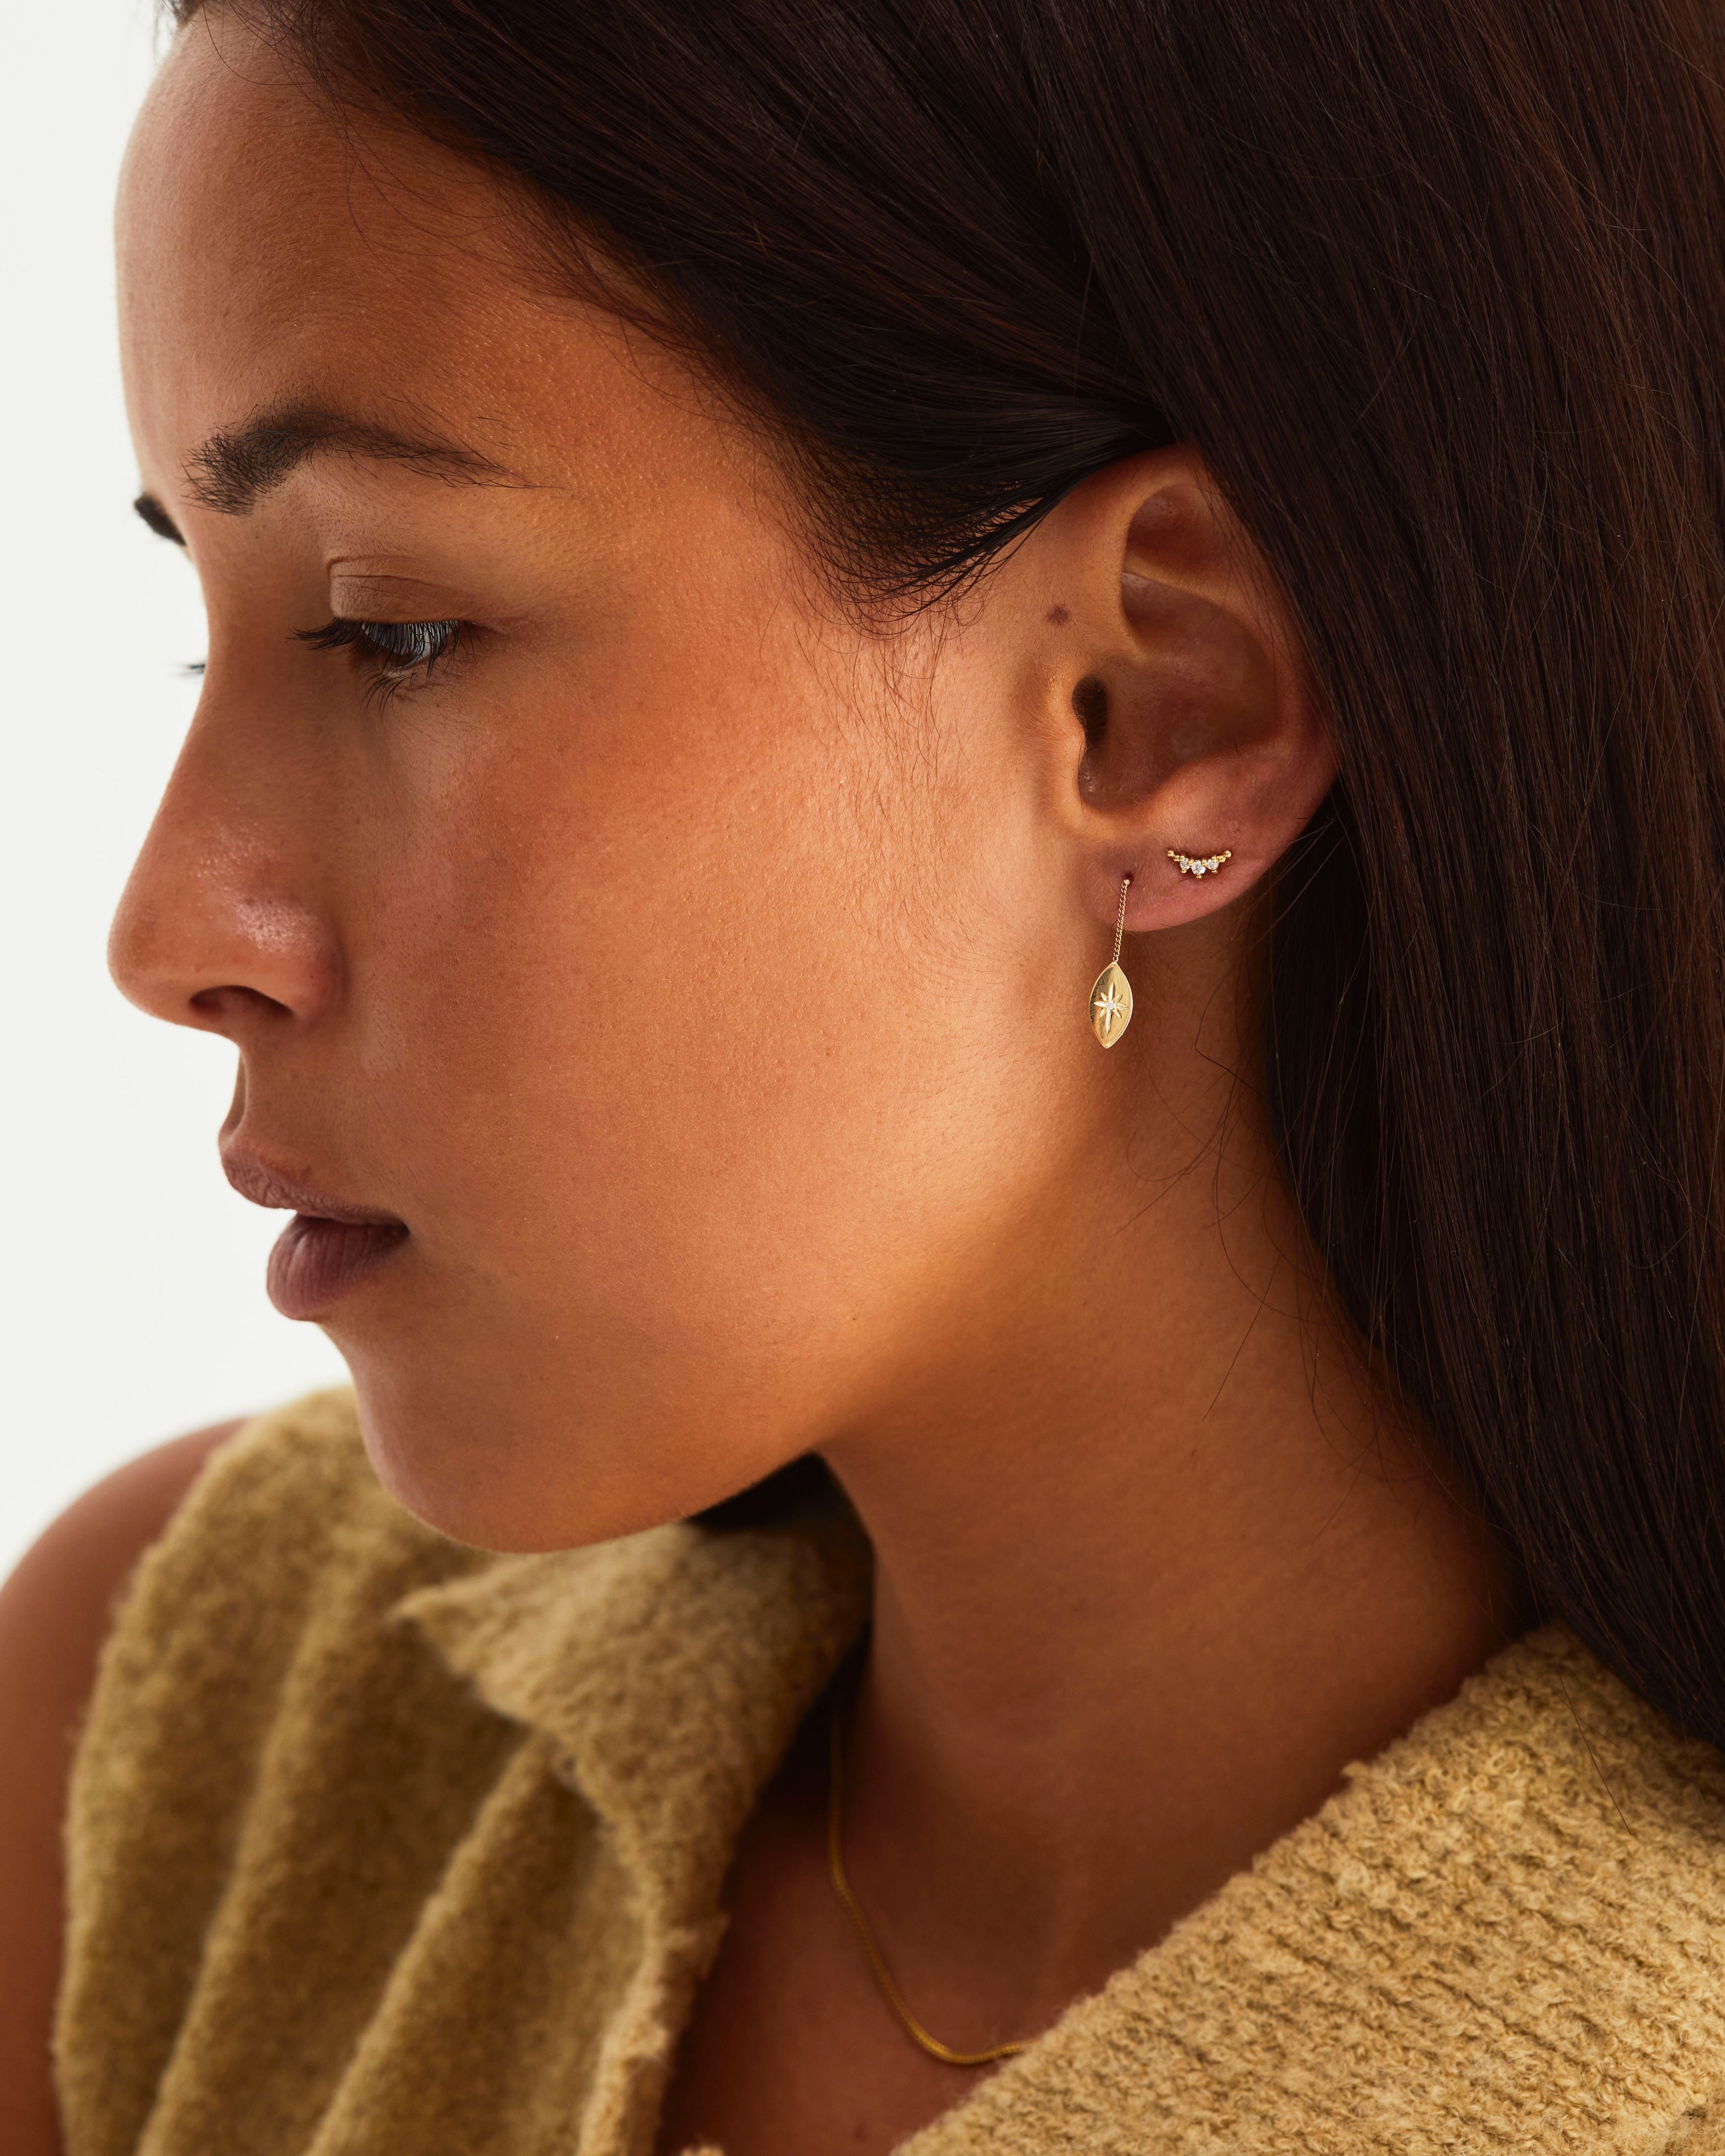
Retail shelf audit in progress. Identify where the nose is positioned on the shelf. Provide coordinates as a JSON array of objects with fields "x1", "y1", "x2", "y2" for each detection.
[{"x1": 108, "y1": 708, "x2": 339, "y2": 1041}]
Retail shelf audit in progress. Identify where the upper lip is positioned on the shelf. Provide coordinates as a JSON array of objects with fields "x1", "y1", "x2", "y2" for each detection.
[{"x1": 223, "y1": 1150, "x2": 405, "y2": 1229}]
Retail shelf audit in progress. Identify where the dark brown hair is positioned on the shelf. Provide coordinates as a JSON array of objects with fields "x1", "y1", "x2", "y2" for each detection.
[{"x1": 182, "y1": 0, "x2": 1725, "y2": 1744}]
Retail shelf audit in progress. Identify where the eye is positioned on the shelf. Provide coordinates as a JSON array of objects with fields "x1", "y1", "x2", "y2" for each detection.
[{"x1": 294, "y1": 616, "x2": 465, "y2": 695}]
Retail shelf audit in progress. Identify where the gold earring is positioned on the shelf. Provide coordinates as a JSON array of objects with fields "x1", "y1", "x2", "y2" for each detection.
[
  {"x1": 1166, "y1": 847, "x2": 1233, "y2": 879},
  {"x1": 1089, "y1": 876, "x2": 1134, "y2": 1047}
]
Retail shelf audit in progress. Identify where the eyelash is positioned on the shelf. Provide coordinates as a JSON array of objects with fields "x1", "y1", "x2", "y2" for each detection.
[{"x1": 293, "y1": 616, "x2": 465, "y2": 698}]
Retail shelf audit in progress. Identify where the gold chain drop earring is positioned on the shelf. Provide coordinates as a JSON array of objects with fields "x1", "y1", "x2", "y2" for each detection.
[{"x1": 1089, "y1": 876, "x2": 1134, "y2": 1047}]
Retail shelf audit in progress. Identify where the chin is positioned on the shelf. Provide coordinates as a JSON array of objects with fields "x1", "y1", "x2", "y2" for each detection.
[{"x1": 339, "y1": 1344, "x2": 806, "y2": 1555}]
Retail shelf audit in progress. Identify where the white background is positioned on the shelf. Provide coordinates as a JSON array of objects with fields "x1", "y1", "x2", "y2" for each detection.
[{"x1": 0, "y1": 0, "x2": 345, "y2": 1582}]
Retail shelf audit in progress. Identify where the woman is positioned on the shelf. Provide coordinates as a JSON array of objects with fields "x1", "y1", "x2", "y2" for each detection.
[{"x1": 7, "y1": 0, "x2": 1725, "y2": 2148}]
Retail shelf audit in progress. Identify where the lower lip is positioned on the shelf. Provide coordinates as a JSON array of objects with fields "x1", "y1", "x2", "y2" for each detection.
[{"x1": 267, "y1": 1214, "x2": 408, "y2": 1320}]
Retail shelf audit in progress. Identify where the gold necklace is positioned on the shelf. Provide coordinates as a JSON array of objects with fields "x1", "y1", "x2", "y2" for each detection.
[{"x1": 826, "y1": 1690, "x2": 1030, "y2": 2069}]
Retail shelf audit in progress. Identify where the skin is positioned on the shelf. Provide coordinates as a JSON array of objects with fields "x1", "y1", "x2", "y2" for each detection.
[{"x1": 0, "y1": 15, "x2": 1521, "y2": 2156}]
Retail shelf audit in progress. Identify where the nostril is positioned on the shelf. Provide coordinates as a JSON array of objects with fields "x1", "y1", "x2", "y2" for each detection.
[{"x1": 189, "y1": 984, "x2": 294, "y2": 1024}]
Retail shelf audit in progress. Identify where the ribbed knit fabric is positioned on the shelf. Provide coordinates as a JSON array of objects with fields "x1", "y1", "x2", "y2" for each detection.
[{"x1": 55, "y1": 1390, "x2": 1725, "y2": 2155}]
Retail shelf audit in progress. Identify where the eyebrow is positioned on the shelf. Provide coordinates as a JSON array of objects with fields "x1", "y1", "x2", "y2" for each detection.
[{"x1": 133, "y1": 399, "x2": 519, "y2": 541}]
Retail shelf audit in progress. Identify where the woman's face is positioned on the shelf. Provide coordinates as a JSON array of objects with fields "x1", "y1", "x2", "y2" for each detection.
[{"x1": 112, "y1": 21, "x2": 1243, "y2": 1548}]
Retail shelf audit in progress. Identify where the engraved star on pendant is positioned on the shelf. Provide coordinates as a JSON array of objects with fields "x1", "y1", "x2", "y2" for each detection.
[{"x1": 1090, "y1": 961, "x2": 1133, "y2": 1047}]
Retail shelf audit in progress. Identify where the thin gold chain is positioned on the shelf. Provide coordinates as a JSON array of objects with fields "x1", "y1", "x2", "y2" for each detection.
[
  {"x1": 1111, "y1": 873, "x2": 1132, "y2": 965},
  {"x1": 826, "y1": 1690, "x2": 1030, "y2": 2069}
]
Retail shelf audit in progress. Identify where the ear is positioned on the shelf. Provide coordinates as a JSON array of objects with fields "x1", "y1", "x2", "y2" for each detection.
[{"x1": 1028, "y1": 447, "x2": 1335, "y2": 933}]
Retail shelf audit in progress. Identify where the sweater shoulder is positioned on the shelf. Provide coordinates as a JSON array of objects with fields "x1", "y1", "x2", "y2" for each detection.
[
  {"x1": 68, "y1": 1383, "x2": 493, "y2": 1831},
  {"x1": 82, "y1": 1387, "x2": 469, "y2": 1706},
  {"x1": 56, "y1": 1390, "x2": 506, "y2": 2153}
]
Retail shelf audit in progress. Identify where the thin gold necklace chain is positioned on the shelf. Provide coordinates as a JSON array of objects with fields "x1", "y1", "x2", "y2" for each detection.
[{"x1": 826, "y1": 1689, "x2": 1031, "y2": 2069}]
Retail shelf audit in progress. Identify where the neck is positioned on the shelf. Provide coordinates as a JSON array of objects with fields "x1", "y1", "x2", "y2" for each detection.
[{"x1": 819, "y1": 1024, "x2": 1518, "y2": 2052}]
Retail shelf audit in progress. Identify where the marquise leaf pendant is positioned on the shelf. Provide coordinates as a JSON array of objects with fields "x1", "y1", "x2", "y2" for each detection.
[{"x1": 1090, "y1": 876, "x2": 1134, "y2": 1047}]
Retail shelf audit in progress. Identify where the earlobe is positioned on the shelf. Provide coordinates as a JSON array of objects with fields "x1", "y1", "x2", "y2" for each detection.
[{"x1": 1037, "y1": 449, "x2": 1335, "y2": 934}]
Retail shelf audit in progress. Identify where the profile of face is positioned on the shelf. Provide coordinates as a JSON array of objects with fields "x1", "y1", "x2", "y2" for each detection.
[{"x1": 111, "y1": 14, "x2": 1336, "y2": 1550}]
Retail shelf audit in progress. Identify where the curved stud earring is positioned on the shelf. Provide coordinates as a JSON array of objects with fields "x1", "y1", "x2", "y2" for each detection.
[
  {"x1": 1089, "y1": 876, "x2": 1134, "y2": 1048},
  {"x1": 1167, "y1": 847, "x2": 1233, "y2": 879}
]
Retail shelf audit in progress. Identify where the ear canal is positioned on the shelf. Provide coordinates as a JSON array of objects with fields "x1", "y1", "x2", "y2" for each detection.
[{"x1": 1072, "y1": 676, "x2": 1109, "y2": 749}]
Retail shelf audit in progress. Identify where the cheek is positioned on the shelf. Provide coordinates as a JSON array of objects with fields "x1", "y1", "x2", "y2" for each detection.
[
  {"x1": 325, "y1": 588, "x2": 1057, "y2": 1545},
  {"x1": 340, "y1": 617, "x2": 959, "y2": 1404}
]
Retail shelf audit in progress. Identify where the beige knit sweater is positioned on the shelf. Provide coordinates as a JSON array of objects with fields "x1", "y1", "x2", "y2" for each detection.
[{"x1": 53, "y1": 1390, "x2": 1725, "y2": 2156}]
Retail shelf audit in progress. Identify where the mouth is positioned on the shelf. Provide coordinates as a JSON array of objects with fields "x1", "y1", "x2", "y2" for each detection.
[
  {"x1": 266, "y1": 1214, "x2": 409, "y2": 1320},
  {"x1": 224, "y1": 1153, "x2": 409, "y2": 1321}
]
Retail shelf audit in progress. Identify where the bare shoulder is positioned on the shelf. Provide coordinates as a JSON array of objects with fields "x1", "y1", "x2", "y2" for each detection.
[
  {"x1": 0, "y1": 1419, "x2": 247, "y2": 2156},
  {"x1": 0, "y1": 1422, "x2": 246, "y2": 1658}
]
